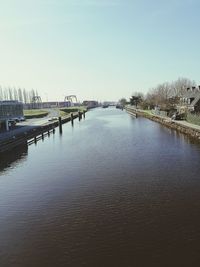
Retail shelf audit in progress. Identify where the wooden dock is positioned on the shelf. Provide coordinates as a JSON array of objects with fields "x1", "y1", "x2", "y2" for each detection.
[{"x1": 0, "y1": 111, "x2": 84, "y2": 153}]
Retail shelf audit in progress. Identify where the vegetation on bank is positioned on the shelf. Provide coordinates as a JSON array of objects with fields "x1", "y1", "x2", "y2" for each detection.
[
  {"x1": 24, "y1": 106, "x2": 87, "y2": 119},
  {"x1": 127, "y1": 78, "x2": 196, "y2": 111},
  {"x1": 186, "y1": 113, "x2": 200, "y2": 126},
  {"x1": 24, "y1": 109, "x2": 49, "y2": 119},
  {"x1": 121, "y1": 77, "x2": 195, "y2": 110},
  {"x1": 59, "y1": 106, "x2": 87, "y2": 117},
  {"x1": 121, "y1": 77, "x2": 200, "y2": 126}
]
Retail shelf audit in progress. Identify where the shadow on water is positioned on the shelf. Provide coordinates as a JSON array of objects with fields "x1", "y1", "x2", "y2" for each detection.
[
  {"x1": 0, "y1": 125, "x2": 36, "y2": 141},
  {"x1": 157, "y1": 121, "x2": 200, "y2": 146},
  {"x1": 0, "y1": 143, "x2": 28, "y2": 173}
]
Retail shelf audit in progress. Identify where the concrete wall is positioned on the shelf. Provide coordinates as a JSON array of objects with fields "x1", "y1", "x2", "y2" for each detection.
[{"x1": 126, "y1": 107, "x2": 200, "y2": 141}]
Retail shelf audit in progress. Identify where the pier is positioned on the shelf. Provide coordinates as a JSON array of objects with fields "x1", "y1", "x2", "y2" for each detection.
[{"x1": 0, "y1": 111, "x2": 85, "y2": 153}]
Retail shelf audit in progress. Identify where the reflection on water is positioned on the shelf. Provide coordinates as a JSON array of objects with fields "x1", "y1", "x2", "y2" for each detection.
[
  {"x1": 157, "y1": 122, "x2": 200, "y2": 146},
  {"x1": 1, "y1": 108, "x2": 200, "y2": 267},
  {"x1": 0, "y1": 144, "x2": 28, "y2": 173}
]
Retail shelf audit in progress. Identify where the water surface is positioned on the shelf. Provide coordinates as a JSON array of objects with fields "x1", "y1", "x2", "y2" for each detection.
[{"x1": 1, "y1": 108, "x2": 200, "y2": 266}]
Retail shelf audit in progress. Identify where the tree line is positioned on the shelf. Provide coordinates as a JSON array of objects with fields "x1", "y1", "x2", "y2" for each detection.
[
  {"x1": 0, "y1": 87, "x2": 40, "y2": 104},
  {"x1": 143, "y1": 77, "x2": 196, "y2": 110},
  {"x1": 120, "y1": 77, "x2": 196, "y2": 110}
]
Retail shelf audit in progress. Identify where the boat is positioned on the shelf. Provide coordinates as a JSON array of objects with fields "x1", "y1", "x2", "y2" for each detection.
[
  {"x1": 116, "y1": 104, "x2": 123, "y2": 109},
  {"x1": 102, "y1": 104, "x2": 109, "y2": 108}
]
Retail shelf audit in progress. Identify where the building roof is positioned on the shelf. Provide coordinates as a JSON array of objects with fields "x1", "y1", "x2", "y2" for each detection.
[{"x1": 0, "y1": 100, "x2": 23, "y2": 105}]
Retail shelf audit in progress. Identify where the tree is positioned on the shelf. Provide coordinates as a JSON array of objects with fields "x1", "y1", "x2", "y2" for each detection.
[
  {"x1": 13, "y1": 87, "x2": 18, "y2": 100},
  {"x1": 0, "y1": 86, "x2": 39, "y2": 103},
  {"x1": 23, "y1": 88, "x2": 28, "y2": 103},
  {"x1": 18, "y1": 88, "x2": 23, "y2": 102},
  {"x1": 0, "y1": 86, "x2": 3, "y2": 100},
  {"x1": 171, "y1": 77, "x2": 196, "y2": 97},
  {"x1": 8, "y1": 87, "x2": 13, "y2": 100},
  {"x1": 3, "y1": 88, "x2": 8, "y2": 100},
  {"x1": 119, "y1": 98, "x2": 127, "y2": 106},
  {"x1": 130, "y1": 92, "x2": 143, "y2": 108}
]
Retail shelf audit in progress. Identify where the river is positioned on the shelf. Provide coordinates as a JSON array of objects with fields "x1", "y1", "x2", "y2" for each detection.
[{"x1": 1, "y1": 108, "x2": 200, "y2": 266}]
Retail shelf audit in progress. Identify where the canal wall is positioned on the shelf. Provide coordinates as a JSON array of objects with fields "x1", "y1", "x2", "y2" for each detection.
[
  {"x1": 0, "y1": 111, "x2": 85, "y2": 153},
  {"x1": 126, "y1": 106, "x2": 200, "y2": 141}
]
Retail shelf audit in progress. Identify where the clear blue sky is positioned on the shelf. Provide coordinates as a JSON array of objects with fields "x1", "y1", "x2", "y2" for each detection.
[{"x1": 0, "y1": 0, "x2": 200, "y2": 102}]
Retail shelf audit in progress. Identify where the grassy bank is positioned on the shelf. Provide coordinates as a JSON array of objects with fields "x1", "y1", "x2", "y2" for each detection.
[
  {"x1": 186, "y1": 113, "x2": 200, "y2": 126},
  {"x1": 24, "y1": 109, "x2": 49, "y2": 119},
  {"x1": 59, "y1": 106, "x2": 87, "y2": 117}
]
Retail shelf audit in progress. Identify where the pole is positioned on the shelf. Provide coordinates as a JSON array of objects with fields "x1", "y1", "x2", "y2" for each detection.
[{"x1": 59, "y1": 116, "x2": 62, "y2": 133}]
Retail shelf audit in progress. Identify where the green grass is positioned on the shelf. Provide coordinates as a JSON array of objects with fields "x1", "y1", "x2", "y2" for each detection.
[
  {"x1": 24, "y1": 109, "x2": 49, "y2": 119},
  {"x1": 186, "y1": 113, "x2": 200, "y2": 126},
  {"x1": 59, "y1": 106, "x2": 87, "y2": 117},
  {"x1": 141, "y1": 110, "x2": 153, "y2": 115}
]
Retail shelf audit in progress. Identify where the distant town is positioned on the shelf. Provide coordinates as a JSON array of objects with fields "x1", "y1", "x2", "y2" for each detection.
[{"x1": 0, "y1": 87, "x2": 118, "y2": 133}]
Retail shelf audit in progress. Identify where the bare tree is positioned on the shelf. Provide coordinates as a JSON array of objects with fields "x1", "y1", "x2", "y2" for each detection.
[
  {"x1": 0, "y1": 86, "x2": 3, "y2": 100},
  {"x1": 0, "y1": 86, "x2": 40, "y2": 104},
  {"x1": 171, "y1": 77, "x2": 196, "y2": 97},
  {"x1": 3, "y1": 88, "x2": 8, "y2": 100},
  {"x1": 23, "y1": 88, "x2": 28, "y2": 103},
  {"x1": 144, "y1": 78, "x2": 196, "y2": 110},
  {"x1": 13, "y1": 87, "x2": 18, "y2": 100},
  {"x1": 8, "y1": 87, "x2": 13, "y2": 100},
  {"x1": 18, "y1": 88, "x2": 23, "y2": 102}
]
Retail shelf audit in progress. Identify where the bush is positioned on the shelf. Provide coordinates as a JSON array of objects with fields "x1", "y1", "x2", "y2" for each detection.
[
  {"x1": 24, "y1": 109, "x2": 49, "y2": 119},
  {"x1": 186, "y1": 112, "x2": 200, "y2": 126},
  {"x1": 60, "y1": 106, "x2": 87, "y2": 113}
]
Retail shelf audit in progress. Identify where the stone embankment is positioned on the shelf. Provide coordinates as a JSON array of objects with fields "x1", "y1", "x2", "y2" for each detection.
[{"x1": 126, "y1": 106, "x2": 200, "y2": 141}]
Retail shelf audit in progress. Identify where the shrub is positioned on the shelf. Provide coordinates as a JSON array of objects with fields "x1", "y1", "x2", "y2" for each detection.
[{"x1": 186, "y1": 112, "x2": 200, "y2": 126}]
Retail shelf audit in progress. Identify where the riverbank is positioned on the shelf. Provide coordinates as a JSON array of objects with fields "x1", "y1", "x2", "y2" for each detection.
[
  {"x1": 59, "y1": 106, "x2": 87, "y2": 116},
  {"x1": 0, "y1": 111, "x2": 85, "y2": 153},
  {"x1": 126, "y1": 106, "x2": 200, "y2": 141},
  {"x1": 24, "y1": 109, "x2": 49, "y2": 119}
]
